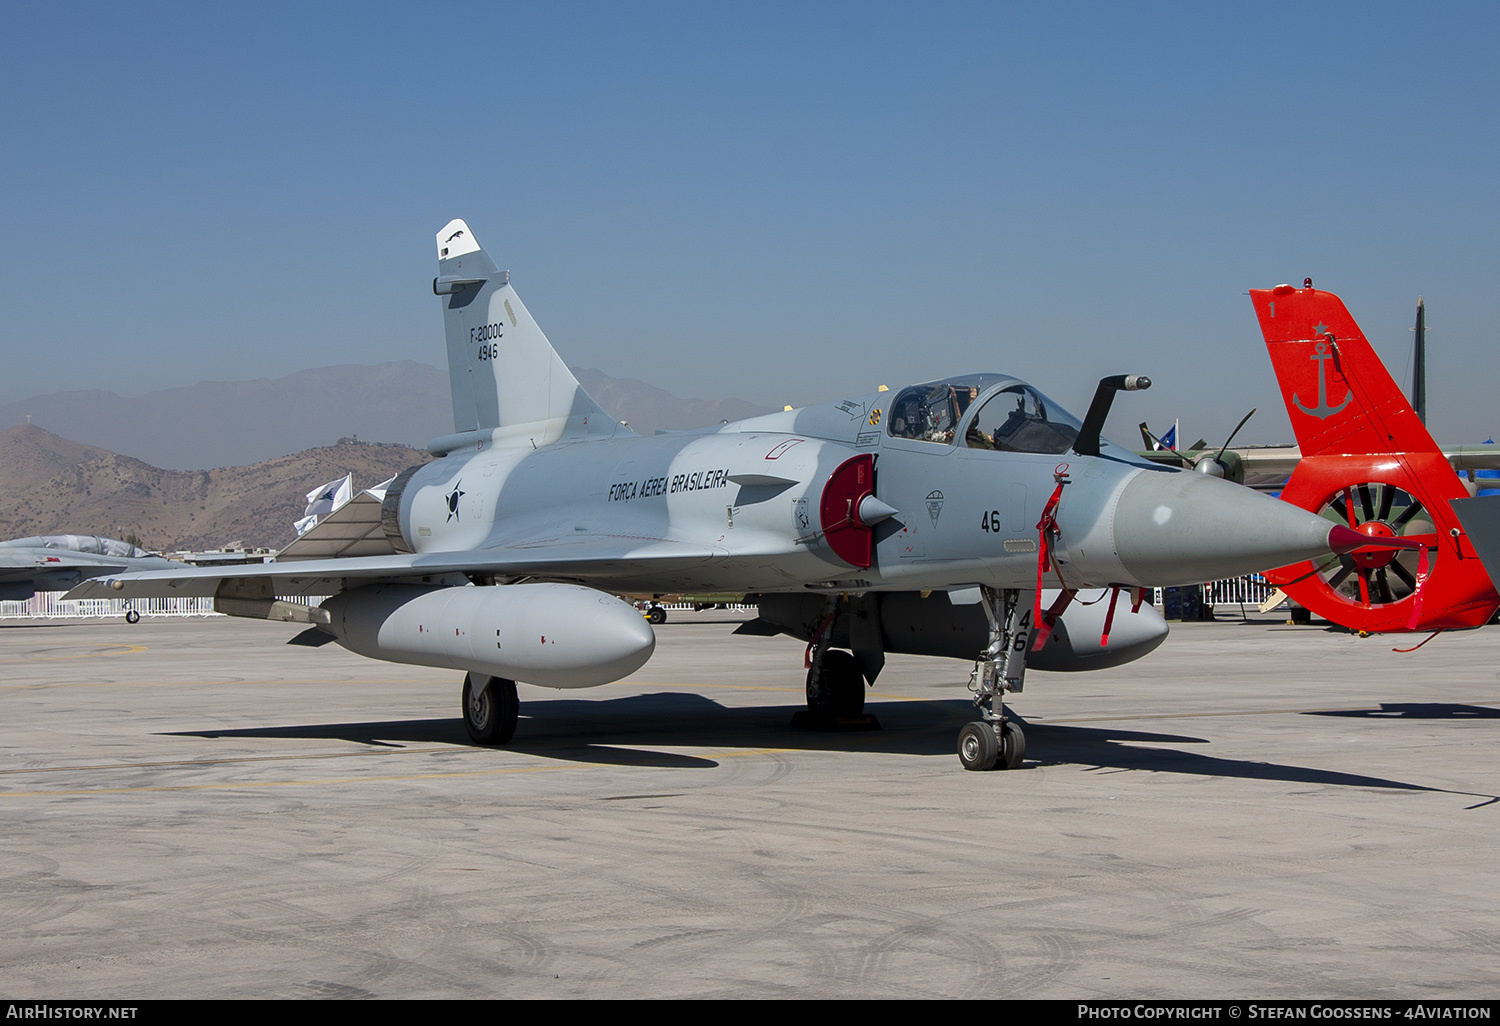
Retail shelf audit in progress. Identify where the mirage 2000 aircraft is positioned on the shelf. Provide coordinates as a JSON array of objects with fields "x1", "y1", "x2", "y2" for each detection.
[
  {"x1": 71, "y1": 221, "x2": 1398, "y2": 771},
  {"x1": 1, "y1": 535, "x2": 176, "y2": 616}
]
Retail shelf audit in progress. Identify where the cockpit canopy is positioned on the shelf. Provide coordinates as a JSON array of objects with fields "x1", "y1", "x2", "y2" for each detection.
[
  {"x1": 887, "y1": 376, "x2": 1083, "y2": 455},
  {"x1": 0, "y1": 535, "x2": 153, "y2": 559}
]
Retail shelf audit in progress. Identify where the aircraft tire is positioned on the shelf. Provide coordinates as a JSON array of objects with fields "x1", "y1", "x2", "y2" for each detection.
[
  {"x1": 807, "y1": 650, "x2": 863, "y2": 718},
  {"x1": 646, "y1": 606, "x2": 667, "y2": 625},
  {"x1": 827, "y1": 650, "x2": 864, "y2": 717},
  {"x1": 958, "y1": 721, "x2": 999, "y2": 771},
  {"x1": 999, "y1": 720, "x2": 1026, "y2": 769},
  {"x1": 125, "y1": 610, "x2": 141, "y2": 624},
  {"x1": 462, "y1": 672, "x2": 518, "y2": 745}
]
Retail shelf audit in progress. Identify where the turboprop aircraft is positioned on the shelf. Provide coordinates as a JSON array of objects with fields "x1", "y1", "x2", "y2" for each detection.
[
  {"x1": 0, "y1": 535, "x2": 176, "y2": 614},
  {"x1": 71, "y1": 221, "x2": 1394, "y2": 771},
  {"x1": 1248, "y1": 282, "x2": 1499, "y2": 634}
]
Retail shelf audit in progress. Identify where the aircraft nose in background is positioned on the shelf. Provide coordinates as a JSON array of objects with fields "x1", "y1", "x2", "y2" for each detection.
[{"x1": 1107, "y1": 470, "x2": 1344, "y2": 587}]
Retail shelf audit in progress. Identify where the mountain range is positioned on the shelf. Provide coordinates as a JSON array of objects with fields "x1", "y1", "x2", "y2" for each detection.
[{"x1": 0, "y1": 423, "x2": 428, "y2": 552}]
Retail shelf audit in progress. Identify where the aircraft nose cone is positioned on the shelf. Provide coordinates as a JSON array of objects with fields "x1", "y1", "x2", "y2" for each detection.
[{"x1": 1109, "y1": 469, "x2": 1341, "y2": 586}]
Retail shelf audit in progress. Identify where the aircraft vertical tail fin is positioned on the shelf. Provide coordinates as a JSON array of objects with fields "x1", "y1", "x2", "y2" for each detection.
[
  {"x1": 1248, "y1": 283, "x2": 1440, "y2": 459},
  {"x1": 430, "y1": 219, "x2": 624, "y2": 453},
  {"x1": 1248, "y1": 283, "x2": 1497, "y2": 632}
]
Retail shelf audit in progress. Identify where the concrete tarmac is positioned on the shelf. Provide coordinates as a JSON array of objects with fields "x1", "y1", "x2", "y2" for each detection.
[{"x1": 0, "y1": 610, "x2": 1497, "y2": 999}]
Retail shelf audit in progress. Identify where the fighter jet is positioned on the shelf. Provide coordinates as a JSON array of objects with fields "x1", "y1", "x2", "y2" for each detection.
[
  {"x1": 1, "y1": 535, "x2": 177, "y2": 618},
  {"x1": 71, "y1": 221, "x2": 1392, "y2": 770}
]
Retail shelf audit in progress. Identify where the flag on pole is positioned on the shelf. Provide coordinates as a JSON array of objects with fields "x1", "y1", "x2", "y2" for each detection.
[{"x1": 295, "y1": 474, "x2": 354, "y2": 535}]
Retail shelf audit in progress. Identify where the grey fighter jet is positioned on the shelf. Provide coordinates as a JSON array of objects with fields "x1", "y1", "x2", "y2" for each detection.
[
  {"x1": 1, "y1": 535, "x2": 177, "y2": 616},
  {"x1": 71, "y1": 220, "x2": 1390, "y2": 770}
]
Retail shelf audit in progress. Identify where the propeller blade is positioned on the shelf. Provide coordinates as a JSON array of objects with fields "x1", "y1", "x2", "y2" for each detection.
[
  {"x1": 1391, "y1": 500, "x2": 1426, "y2": 529},
  {"x1": 1377, "y1": 483, "x2": 1395, "y2": 522},
  {"x1": 1215, "y1": 408, "x2": 1257, "y2": 461},
  {"x1": 1375, "y1": 568, "x2": 1395, "y2": 604},
  {"x1": 1327, "y1": 563, "x2": 1355, "y2": 592},
  {"x1": 1358, "y1": 484, "x2": 1376, "y2": 522},
  {"x1": 1390, "y1": 560, "x2": 1419, "y2": 590}
]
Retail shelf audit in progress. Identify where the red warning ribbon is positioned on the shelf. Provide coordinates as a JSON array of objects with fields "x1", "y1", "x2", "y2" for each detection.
[
  {"x1": 1403, "y1": 544, "x2": 1431, "y2": 631},
  {"x1": 1100, "y1": 586, "x2": 1121, "y2": 647},
  {"x1": 1031, "y1": 479, "x2": 1076, "y2": 651}
]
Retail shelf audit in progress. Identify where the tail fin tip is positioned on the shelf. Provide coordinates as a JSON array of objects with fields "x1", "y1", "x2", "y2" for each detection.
[
  {"x1": 1249, "y1": 283, "x2": 1440, "y2": 460},
  {"x1": 437, "y1": 218, "x2": 481, "y2": 261}
]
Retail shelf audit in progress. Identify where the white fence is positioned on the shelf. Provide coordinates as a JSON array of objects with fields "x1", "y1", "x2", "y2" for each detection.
[
  {"x1": 1199, "y1": 575, "x2": 1279, "y2": 608},
  {"x1": 0, "y1": 593, "x2": 329, "y2": 620}
]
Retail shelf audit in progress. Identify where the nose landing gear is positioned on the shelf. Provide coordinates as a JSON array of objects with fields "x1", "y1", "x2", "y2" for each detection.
[{"x1": 960, "y1": 587, "x2": 1030, "y2": 771}]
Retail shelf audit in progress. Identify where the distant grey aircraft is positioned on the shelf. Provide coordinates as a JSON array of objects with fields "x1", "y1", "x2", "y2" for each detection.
[
  {"x1": 1, "y1": 535, "x2": 176, "y2": 617},
  {"x1": 71, "y1": 220, "x2": 1394, "y2": 770}
]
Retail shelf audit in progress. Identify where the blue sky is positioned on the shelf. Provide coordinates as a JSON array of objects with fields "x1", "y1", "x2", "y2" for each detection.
[{"x1": 4, "y1": 2, "x2": 1498, "y2": 445}]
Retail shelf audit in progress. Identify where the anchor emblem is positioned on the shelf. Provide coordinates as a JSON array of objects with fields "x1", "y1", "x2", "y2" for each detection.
[{"x1": 1292, "y1": 340, "x2": 1352, "y2": 420}]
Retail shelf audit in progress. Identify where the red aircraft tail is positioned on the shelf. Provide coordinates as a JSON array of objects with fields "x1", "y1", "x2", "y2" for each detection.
[{"x1": 1249, "y1": 283, "x2": 1497, "y2": 632}]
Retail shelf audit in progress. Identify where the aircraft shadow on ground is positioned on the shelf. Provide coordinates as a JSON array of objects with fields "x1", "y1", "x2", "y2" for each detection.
[
  {"x1": 162, "y1": 691, "x2": 1483, "y2": 797},
  {"x1": 1023, "y1": 722, "x2": 1446, "y2": 795},
  {"x1": 1305, "y1": 702, "x2": 1500, "y2": 719}
]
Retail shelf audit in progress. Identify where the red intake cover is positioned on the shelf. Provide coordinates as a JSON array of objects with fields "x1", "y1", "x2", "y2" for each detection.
[{"x1": 820, "y1": 454, "x2": 875, "y2": 568}]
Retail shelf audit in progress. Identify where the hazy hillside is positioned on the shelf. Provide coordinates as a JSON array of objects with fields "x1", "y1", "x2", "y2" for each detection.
[
  {"x1": 0, "y1": 423, "x2": 116, "y2": 495},
  {"x1": 0, "y1": 424, "x2": 429, "y2": 552},
  {"x1": 1, "y1": 363, "x2": 773, "y2": 469},
  {"x1": 572, "y1": 368, "x2": 773, "y2": 435},
  {"x1": 0, "y1": 362, "x2": 453, "y2": 471}
]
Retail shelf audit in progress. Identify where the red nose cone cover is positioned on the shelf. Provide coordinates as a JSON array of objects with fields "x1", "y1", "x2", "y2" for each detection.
[
  {"x1": 820, "y1": 454, "x2": 875, "y2": 568},
  {"x1": 1327, "y1": 523, "x2": 1423, "y2": 556}
]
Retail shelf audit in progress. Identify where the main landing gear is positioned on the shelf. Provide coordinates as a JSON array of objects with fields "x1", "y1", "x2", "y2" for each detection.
[
  {"x1": 462, "y1": 671, "x2": 519, "y2": 745},
  {"x1": 793, "y1": 603, "x2": 879, "y2": 730},
  {"x1": 806, "y1": 648, "x2": 865, "y2": 718},
  {"x1": 959, "y1": 586, "x2": 1029, "y2": 771}
]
